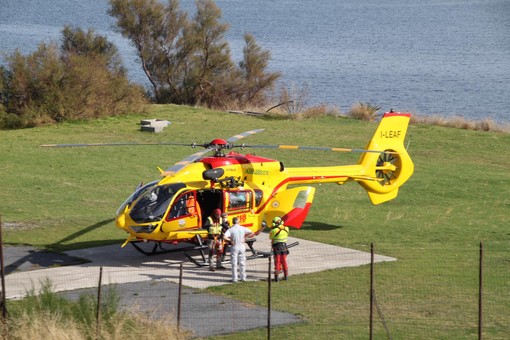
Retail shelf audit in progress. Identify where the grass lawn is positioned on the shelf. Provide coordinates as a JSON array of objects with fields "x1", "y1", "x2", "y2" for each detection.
[{"x1": 1, "y1": 104, "x2": 509, "y2": 339}]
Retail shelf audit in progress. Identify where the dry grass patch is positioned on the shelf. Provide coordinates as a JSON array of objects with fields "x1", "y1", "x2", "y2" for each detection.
[
  {"x1": 2, "y1": 311, "x2": 188, "y2": 340},
  {"x1": 410, "y1": 114, "x2": 510, "y2": 132},
  {"x1": 347, "y1": 102, "x2": 381, "y2": 121}
]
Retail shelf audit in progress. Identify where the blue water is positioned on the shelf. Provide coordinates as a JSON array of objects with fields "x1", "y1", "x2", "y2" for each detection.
[{"x1": 1, "y1": 0, "x2": 509, "y2": 122}]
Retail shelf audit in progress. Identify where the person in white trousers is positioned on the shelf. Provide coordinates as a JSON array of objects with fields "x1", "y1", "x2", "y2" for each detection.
[{"x1": 223, "y1": 217, "x2": 255, "y2": 282}]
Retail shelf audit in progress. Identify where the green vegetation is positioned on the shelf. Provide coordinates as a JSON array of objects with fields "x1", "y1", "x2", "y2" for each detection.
[
  {"x1": 0, "y1": 26, "x2": 146, "y2": 129},
  {"x1": 1, "y1": 105, "x2": 509, "y2": 338},
  {"x1": 109, "y1": 0, "x2": 280, "y2": 108},
  {"x1": 3, "y1": 280, "x2": 185, "y2": 339},
  {"x1": 0, "y1": 0, "x2": 283, "y2": 130},
  {"x1": 347, "y1": 102, "x2": 381, "y2": 121}
]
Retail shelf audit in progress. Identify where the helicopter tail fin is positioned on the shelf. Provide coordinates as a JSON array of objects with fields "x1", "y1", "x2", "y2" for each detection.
[{"x1": 357, "y1": 112, "x2": 414, "y2": 205}]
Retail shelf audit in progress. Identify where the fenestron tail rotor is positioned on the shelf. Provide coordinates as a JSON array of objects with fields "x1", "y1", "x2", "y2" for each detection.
[{"x1": 375, "y1": 150, "x2": 401, "y2": 186}]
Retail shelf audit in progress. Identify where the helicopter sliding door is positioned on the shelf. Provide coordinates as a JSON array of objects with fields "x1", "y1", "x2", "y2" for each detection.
[{"x1": 265, "y1": 186, "x2": 316, "y2": 229}]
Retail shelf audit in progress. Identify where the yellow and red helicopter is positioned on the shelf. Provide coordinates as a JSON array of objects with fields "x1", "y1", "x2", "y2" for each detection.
[{"x1": 44, "y1": 111, "x2": 414, "y2": 257}]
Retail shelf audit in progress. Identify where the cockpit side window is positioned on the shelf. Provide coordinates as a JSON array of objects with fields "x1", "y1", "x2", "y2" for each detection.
[
  {"x1": 166, "y1": 192, "x2": 197, "y2": 220},
  {"x1": 254, "y1": 189, "x2": 263, "y2": 207},
  {"x1": 129, "y1": 183, "x2": 186, "y2": 223}
]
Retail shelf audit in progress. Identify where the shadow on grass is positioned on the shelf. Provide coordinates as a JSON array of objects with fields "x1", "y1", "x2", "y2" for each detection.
[
  {"x1": 300, "y1": 221, "x2": 344, "y2": 231},
  {"x1": 4, "y1": 219, "x2": 126, "y2": 274},
  {"x1": 3, "y1": 247, "x2": 89, "y2": 275},
  {"x1": 47, "y1": 218, "x2": 124, "y2": 252}
]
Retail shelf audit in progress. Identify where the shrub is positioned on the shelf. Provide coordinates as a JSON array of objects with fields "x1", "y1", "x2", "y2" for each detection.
[
  {"x1": 4, "y1": 279, "x2": 186, "y2": 340},
  {"x1": 410, "y1": 114, "x2": 510, "y2": 133},
  {"x1": 347, "y1": 102, "x2": 380, "y2": 121},
  {"x1": 0, "y1": 27, "x2": 147, "y2": 129},
  {"x1": 109, "y1": 0, "x2": 280, "y2": 108}
]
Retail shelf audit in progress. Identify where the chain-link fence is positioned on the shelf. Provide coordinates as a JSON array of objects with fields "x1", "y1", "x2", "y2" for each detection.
[{"x1": 1, "y1": 240, "x2": 509, "y2": 339}]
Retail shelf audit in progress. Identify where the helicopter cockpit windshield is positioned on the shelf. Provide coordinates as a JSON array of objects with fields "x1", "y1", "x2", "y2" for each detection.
[
  {"x1": 129, "y1": 183, "x2": 186, "y2": 223},
  {"x1": 116, "y1": 180, "x2": 159, "y2": 216}
]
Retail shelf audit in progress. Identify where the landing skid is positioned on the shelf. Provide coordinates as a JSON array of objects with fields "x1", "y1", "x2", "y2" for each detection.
[
  {"x1": 245, "y1": 240, "x2": 299, "y2": 259},
  {"x1": 130, "y1": 235, "x2": 208, "y2": 264},
  {"x1": 184, "y1": 238, "x2": 299, "y2": 267}
]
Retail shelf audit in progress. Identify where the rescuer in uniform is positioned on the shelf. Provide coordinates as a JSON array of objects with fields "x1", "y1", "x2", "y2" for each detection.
[
  {"x1": 223, "y1": 217, "x2": 255, "y2": 282},
  {"x1": 204, "y1": 208, "x2": 224, "y2": 271},
  {"x1": 269, "y1": 217, "x2": 290, "y2": 281}
]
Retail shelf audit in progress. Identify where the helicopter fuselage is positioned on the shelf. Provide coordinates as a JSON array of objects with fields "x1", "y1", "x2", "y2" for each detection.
[
  {"x1": 115, "y1": 152, "x2": 323, "y2": 245},
  {"x1": 115, "y1": 112, "x2": 414, "y2": 247}
]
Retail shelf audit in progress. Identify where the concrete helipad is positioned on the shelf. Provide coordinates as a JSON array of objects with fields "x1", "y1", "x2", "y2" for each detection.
[{"x1": 4, "y1": 235, "x2": 395, "y2": 299}]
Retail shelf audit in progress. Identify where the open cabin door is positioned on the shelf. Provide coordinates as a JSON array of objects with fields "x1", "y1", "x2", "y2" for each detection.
[{"x1": 265, "y1": 186, "x2": 316, "y2": 229}]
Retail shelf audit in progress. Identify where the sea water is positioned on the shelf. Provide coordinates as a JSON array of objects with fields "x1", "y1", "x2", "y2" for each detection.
[{"x1": 1, "y1": 0, "x2": 509, "y2": 122}]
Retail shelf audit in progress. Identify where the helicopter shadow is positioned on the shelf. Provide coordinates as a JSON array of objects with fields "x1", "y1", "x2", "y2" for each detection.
[
  {"x1": 3, "y1": 247, "x2": 87, "y2": 275},
  {"x1": 4, "y1": 218, "x2": 120, "y2": 275},
  {"x1": 299, "y1": 221, "x2": 344, "y2": 231},
  {"x1": 48, "y1": 218, "x2": 121, "y2": 250}
]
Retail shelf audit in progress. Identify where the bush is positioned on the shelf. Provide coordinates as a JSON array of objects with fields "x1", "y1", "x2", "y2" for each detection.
[
  {"x1": 0, "y1": 27, "x2": 147, "y2": 130},
  {"x1": 4, "y1": 279, "x2": 186, "y2": 340},
  {"x1": 347, "y1": 102, "x2": 380, "y2": 121},
  {"x1": 109, "y1": 0, "x2": 280, "y2": 108}
]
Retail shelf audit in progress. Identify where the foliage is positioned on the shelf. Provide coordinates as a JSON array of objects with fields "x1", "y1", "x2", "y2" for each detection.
[
  {"x1": 4, "y1": 279, "x2": 185, "y2": 339},
  {"x1": 410, "y1": 114, "x2": 510, "y2": 133},
  {"x1": 108, "y1": 0, "x2": 280, "y2": 108},
  {"x1": 347, "y1": 102, "x2": 381, "y2": 121},
  {"x1": 7, "y1": 279, "x2": 118, "y2": 335},
  {"x1": 0, "y1": 26, "x2": 147, "y2": 130},
  {"x1": 239, "y1": 33, "x2": 281, "y2": 107}
]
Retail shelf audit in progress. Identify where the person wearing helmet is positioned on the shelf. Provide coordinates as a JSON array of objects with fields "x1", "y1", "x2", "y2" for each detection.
[
  {"x1": 269, "y1": 216, "x2": 290, "y2": 281},
  {"x1": 203, "y1": 208, "x2": 225, "y2": 271}
]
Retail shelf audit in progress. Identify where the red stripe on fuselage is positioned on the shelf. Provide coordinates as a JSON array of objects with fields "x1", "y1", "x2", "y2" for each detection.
[{"x1": 254, "y1": 175, "x2": 347, "y2": 214}]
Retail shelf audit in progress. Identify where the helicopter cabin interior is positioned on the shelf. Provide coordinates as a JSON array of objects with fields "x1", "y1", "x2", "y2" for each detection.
[{"x1": 167, "y1": 188, "x2": 264, "y2": 229}]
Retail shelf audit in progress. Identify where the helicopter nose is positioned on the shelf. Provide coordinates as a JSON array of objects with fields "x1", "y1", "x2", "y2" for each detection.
[{"x1": 116, "y1": 214, "x2": 126, "y2": 228}]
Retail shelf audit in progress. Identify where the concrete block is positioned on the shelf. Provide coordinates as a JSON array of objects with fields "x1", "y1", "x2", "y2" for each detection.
[
  {"x1": 140, "y1": 125, "x2": 164, "y2": 133},
  {"x1": 140, "y1": 119, "x2": 171, "y2": 133}
]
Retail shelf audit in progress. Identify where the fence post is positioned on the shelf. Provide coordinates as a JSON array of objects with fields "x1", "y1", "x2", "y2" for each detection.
[
  {"x1": 177, "y1": 262, "x2": 183, "y2": 330},
  {"x1": 96, "y1": 266, "x2": 103, "y2": 340},
  {"x1": 478, "y1": 242, "x2": 483, "y2": 340},
  {"x1": 0, "y1": 215, "x2": 9, "y2": 339},
  {"x1": 369, "y1": 242, "x2": 374, "y2": 340},
  {"x1": 267, "y1": 255, "x2": 272, "y2": 340},
  {"x1": 0, "y1": 215, "x2": 7, "y2": 335}
]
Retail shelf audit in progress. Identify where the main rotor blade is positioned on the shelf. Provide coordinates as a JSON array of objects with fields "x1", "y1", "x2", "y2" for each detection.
[
  {"x1": 237, "y1": 144, "x2": 397, "y2": 154},
  {"x1": 163, "y1": 129, "x2": 265, "y2": 176},
  {"x1": 162, "y1": 148, "x2": 214, "y2": 176},
  {"x1": 41, "y1": 142, "x2": 193, "y2": 148},
  {"x1": 226, "y1": 129, "x2": 265, "y2": 143}
]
